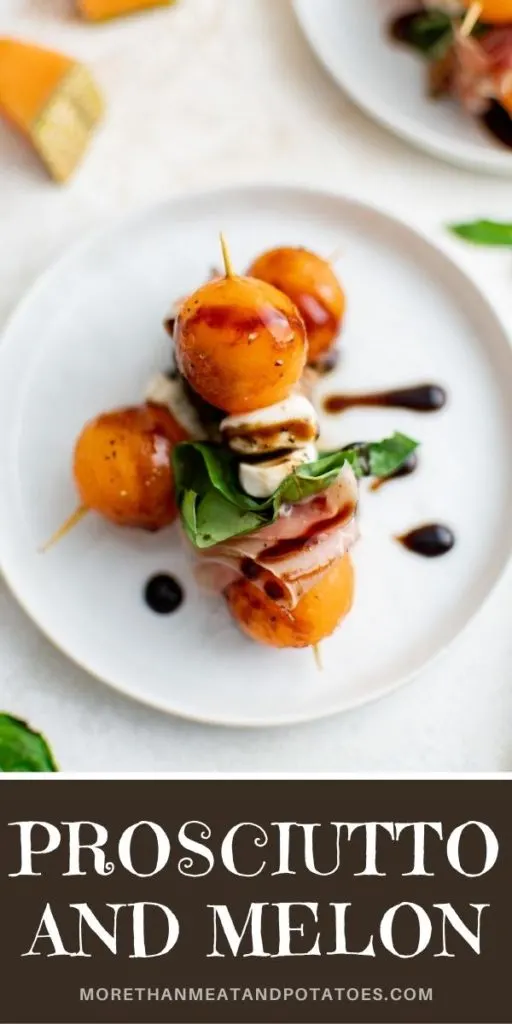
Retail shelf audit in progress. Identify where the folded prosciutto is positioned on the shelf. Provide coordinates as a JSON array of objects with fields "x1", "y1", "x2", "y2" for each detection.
[
  {"x1": 454, "y1": 25, "x2": 512, "y2": 113},
  {"x1": 194, "y1": 463, "x2": 359, "y2": 610}
]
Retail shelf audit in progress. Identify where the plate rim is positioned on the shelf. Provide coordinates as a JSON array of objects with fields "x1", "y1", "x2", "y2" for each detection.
[
  {"x1": 293, "y1": 0, "x2": 512, "y2": 176},
  {"x1": 1, "y1": 182, "x2": 512, "y2": 728}
]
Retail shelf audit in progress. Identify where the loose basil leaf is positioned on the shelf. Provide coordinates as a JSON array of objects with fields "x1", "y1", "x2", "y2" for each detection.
[
  {"x1": 394, "y1": 9, "x2": 454, "y2": 60},
  {"x1": 363, "y1": 432, "x2": 419, "y2": 478},
  {"x1": 173, "y1": 432, "x2": 418, "y2": 549},
  {"x1": 449, "y1": 220, "x2": 512, "y2": 246},
  {"x1": 0, "y1": 714, "x2": 58, "y2": 772}
]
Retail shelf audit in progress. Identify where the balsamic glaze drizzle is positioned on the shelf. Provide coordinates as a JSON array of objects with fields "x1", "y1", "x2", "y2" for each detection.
[{"x1": 324, "y1": 384, "x2": 447, "y2": 416}]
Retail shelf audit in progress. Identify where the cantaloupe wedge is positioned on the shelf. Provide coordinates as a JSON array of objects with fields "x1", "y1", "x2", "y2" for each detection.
[
  {"x1": 0, "y1": 38, "x2": 103, "y2": 182},
  {"x1": 78, "y1": 0, "x2": 175, "y2": 21}
]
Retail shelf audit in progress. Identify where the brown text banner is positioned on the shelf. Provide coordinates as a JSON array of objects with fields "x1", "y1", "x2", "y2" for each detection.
[{"x1": 0, "y1": 779, "x2": 509, "y2": 1023}]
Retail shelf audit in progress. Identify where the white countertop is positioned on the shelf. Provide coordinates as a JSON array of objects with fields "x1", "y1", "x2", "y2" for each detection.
[{"x1": 1, "y1": 0, "x2": 512, "y2": 771}]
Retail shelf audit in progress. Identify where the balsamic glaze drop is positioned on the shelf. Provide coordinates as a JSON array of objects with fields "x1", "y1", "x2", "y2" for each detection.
[
  {"x1": 481, "y1": 101, "x2": 512, "y2": 150},
  {"x1": 397, "y1": 524, "x2": 455, "y2": 558},
  {"x1": 144, "y1": 574, "x2": 184, "y2": 614},
  {"x1": 324, "y1": 383, "x2": 447, "y2": 415},
  {"x1": 371, "y1": 451, "x2": 419, "y2": 492}
]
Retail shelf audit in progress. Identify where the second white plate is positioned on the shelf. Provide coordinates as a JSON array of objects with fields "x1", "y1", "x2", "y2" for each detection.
[
  {"x1": 0, "y1": 185, "x2": 512, "y2": 725},
  {"x1": 294, "y1": 0, "x2": 512, "y2": 175}
]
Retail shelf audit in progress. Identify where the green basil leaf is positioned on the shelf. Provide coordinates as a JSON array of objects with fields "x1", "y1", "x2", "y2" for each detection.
[
  {"x1": 181, "y1": 488, "x2": 199, "y2": 540},
  {"x1": 0, "y1": 714, "x2": 57, "y2": 772},
  {"x1": 173, "y1": 443, "x2": 261, "y2": 511},
  {"x1": 173, "y1": 432, "x2": 418, "y2": 550},
  {"x1": 193, "y1": 490, "x2": 265, "y2": 549},
  {"x1": 394, "y1": 9, "x2": 454, "y2": 59},
  {"x1": 449, "y1": 220, "x2": 512, "y2": 246},
  {"x1": 365, "y1": 432, "x2": 419, "y2": 478}
]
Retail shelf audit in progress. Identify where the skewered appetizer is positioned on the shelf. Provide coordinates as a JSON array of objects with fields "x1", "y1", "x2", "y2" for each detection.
[
  {"x1": 390, "y1": 1, "x2": 512, "y2": 146},
  {"x1": 48, "y1": 236, "x2": 416, "y2": 652},
  {"x1": 247, "y1": 246, "x2": 345, "y2": 368},
  {"x1": 168, "y1": 238, "x2": 416, "y2": 649}
]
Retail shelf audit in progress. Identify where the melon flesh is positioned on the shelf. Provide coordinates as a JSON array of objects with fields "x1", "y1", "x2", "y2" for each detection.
[
  {"x1": 0, "y1": 38, "x2": 103, "y2": 182},
  {"x1": 78, "y1": 0, "x2": 175, "y2": 21}
]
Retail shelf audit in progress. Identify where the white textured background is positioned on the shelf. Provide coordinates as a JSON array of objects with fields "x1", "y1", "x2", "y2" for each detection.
[{"x1": 1, "y1": 0, "x2": 512, "y2": 771}]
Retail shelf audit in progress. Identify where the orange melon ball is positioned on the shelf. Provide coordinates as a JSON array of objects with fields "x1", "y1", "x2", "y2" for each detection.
[
  {"x1": 248, "y1": 246, "x2": 345, "y2": 363},
  {"x1": 225, "y1": 554, "x2": 354, "y2": 649},
  {"x1": 462, "y1": 0, "x2": 512, "y2": 22},
  {"x1": 174, "y1": 275, "x2": 307, "y2": 414},
  {"x1": 73, "y1": 403, "x2": 187, "y2": 531}
]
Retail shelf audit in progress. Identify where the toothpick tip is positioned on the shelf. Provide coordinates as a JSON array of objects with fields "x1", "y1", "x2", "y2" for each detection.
[
  {"x1": 327, "y1": 245, "x2": 343, "y2": 265},
  {"x1": 313, "y1": 643, "x2": 323, "y2": 672},
  {"x1": 39, "y1": 505, "x2": 89, "y2": 553},
  {"x1": 219, "y1": 232, "x2": 235, "y2": 278},
  {"x1": 460, "y1": 1, "x2": 482, "y2": 37}
]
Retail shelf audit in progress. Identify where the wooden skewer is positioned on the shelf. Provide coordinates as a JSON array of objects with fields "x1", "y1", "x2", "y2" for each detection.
[
  {"x1": 327, "y1": 245, "x2": 343, "y2": 265},
  {"x1": 460, "y1": 2, "x2": 482, "y2": 37},
  {"x1": 219, "y1": 232, "x2": 235, "y2": 278},
  {"x1": 313, "y1": 643, "x2": 323, "y2": 671},
  {"x1": 39, "y1": 504, "x2": 89, "y2": 553}
]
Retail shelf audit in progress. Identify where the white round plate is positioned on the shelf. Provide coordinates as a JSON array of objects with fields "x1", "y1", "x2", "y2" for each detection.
[
  {"x1": 1, "y1": 185, "x2": 512, "y2": 727},
  {"x1": 294, "y1": 0, "x2": 512, "y2": 175}
]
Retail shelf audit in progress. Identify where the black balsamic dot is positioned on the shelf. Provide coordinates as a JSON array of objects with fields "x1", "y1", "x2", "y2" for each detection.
[
  {"x1": 144, "y1": 574, "x2": 184, "y2": 615},
  {"x1": 481, "y1": 101, "x2": 512, "y2": 151},
  {"x1": 398, "y1": 524, "x2": 455, "y2": 559}
]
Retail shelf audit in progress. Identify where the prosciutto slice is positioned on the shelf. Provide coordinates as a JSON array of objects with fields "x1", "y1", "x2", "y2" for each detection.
[
  {"x1": 481, "y1": 27, "x2": 512, "y2": 98},
  {"x1": 194, "y1": 462, "x2": 359, "y2": 610},
  {"x1": 453, "y1": 26, "x2": 512, "y2": 114}
]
